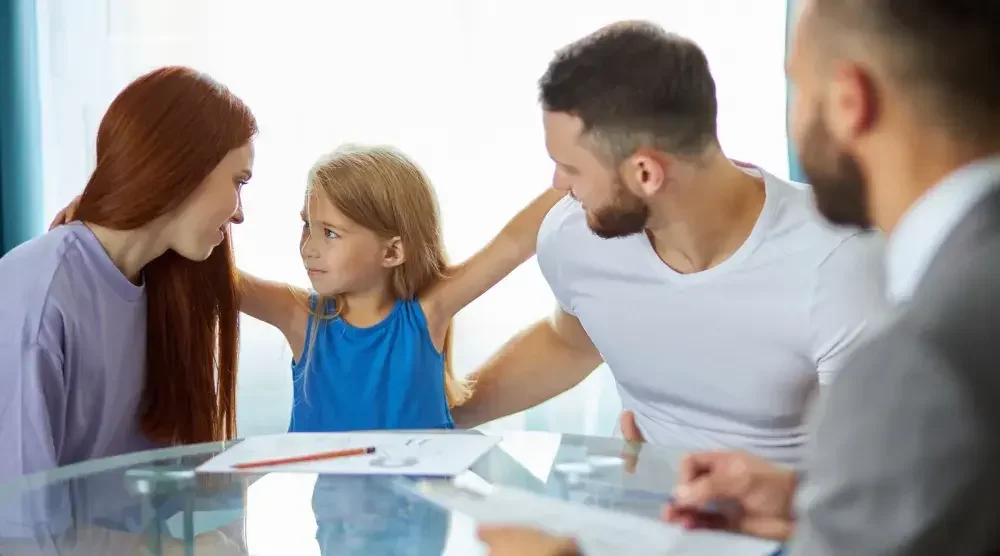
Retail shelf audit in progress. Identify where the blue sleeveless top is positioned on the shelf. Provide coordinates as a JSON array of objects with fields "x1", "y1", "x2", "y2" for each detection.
[{"x1": 288, "y1": 296, "x2": 454, "y2": 433}]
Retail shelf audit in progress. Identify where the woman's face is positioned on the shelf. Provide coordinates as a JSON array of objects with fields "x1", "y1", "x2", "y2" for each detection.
[{"x1": 168, "y1": 143, "x2": 254, "y2": 261}]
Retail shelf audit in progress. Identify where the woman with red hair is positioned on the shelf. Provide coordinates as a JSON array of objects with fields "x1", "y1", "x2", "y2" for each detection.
[{"x1": 0, "y1": 66, "x2": 256, "y2": 481}]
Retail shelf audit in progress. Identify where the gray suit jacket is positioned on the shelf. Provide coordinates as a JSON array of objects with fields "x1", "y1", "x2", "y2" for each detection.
[{"x1": 790, "y1": 186, "x2": 1000, "y2": 556}]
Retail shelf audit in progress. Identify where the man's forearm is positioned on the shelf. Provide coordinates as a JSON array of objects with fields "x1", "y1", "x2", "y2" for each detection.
[{"x1": 454, "y1": 318, "x2": 600, "y2": 428}]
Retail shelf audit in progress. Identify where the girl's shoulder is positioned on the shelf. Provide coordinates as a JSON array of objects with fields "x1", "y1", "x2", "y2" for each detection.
[
  {"x1": 400, "y1": 297, "x2": 430, "y2": 324},
  {"x1": 306, "y1": 291, "x2": 333, "y2": 311}
]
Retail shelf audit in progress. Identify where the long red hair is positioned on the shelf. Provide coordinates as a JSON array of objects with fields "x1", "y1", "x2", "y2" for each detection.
[{"x1": 74, "y1": 67, "x2": 257, "y2": 445}]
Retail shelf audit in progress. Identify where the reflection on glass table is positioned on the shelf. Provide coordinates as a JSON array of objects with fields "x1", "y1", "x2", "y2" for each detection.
[{"x1": 0, "y1": 431, "x2": 690, "y2": 555}]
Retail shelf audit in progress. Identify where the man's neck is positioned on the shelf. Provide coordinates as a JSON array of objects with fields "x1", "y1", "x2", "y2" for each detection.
[
  {"x1": 867, "y1": 134, "x2": 1000, "y2": 235},
  {"x1": 644, "y1": 155, "x2": 766, "y2": 274}
]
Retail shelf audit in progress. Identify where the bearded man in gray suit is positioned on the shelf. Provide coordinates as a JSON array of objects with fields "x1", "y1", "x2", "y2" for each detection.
[
  {"x1": 478, "y1": 0, "x2": 1000, "y2": 554},
  {"x1": 649, "y1": 0, "x2": 1000, "y2": 554}
]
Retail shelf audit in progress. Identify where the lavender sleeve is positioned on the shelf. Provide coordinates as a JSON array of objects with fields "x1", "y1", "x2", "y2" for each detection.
[
  {"x1": 0, "y1": 338, "x2": 74, "y2": 542},
  {"x1": 0, "y1": 340, "x2": 66, "y2": 483}
]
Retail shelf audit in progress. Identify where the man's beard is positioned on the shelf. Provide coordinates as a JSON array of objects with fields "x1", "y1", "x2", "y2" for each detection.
[
  {"x1": 587, "y1": 178, "x2": 650, "y2": 239},
  {"x1": 799, "y1": 109, "x2": 872, "y2": 229}
]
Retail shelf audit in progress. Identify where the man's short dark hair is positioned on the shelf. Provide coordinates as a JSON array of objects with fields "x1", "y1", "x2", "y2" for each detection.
[
  {"x1": 814, "y1": 0, "x2": 1000, "y2": 140},
  {"x1": 539, "y1": 21, "x2": 719, "y2": 163}
]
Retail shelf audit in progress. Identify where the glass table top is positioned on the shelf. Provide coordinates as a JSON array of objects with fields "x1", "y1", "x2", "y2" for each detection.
[{"x1": 0, "y1": 431, "x2": 690, "y2": 555}]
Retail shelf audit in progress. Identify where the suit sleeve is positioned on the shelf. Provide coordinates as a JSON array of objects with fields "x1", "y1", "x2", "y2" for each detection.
[
  {"x1": 809, "y1": 232, "x2": 888, "y2": 385},
  {"x1": 789, "y1": 328, "x2": 998, "y2": 555}
]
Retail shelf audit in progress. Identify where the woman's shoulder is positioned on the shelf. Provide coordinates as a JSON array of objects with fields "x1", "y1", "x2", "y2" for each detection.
[
  {"x1": 0, "y1": 223, "x2": 88, "y2": 272},
  {"x1": 0, "y1": 224, "x2": 92, "y2": 293},
  {"x1": 0, "y1": 224, "x2": 144, "y2": 346},
  {"x1": 0, "y1": 225, "x2": 89, "y2": 345}
]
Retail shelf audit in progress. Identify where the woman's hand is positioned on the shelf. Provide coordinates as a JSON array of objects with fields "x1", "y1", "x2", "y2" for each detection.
[{"x1": 49, "y1": 194, "x2": 82, "y2": 230}]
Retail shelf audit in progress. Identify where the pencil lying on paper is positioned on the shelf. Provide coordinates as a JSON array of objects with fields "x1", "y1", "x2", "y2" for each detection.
[{"x1": 231, "y1": 446, "x2": 376, "y2": 470}]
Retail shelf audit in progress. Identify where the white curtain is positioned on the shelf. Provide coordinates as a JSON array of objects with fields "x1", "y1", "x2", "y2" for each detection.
[{"x1": 34, "y1": 0, "x2": 790, "y2": 439}]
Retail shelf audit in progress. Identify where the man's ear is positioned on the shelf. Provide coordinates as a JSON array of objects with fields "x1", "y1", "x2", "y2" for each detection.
[
  {"x1": 382, "y1": 236, "x2": 405, "y2": 268},
  {"x1": 622, "y1": 149, "x2": 669, "y2": 197},
  {"x1": 828, "y1": 62, "x2": 880, "y2": 145}
]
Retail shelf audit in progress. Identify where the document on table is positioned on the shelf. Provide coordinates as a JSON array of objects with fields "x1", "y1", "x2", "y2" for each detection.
[
  {"x1": 410, "y1": 478, "x2": 779, "y2": 556},
  {"x1": 196, "y1": 432, "x2": 501, "y2": 476}
]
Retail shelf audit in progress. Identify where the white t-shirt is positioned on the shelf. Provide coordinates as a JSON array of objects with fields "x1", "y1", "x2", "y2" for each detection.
[{"x1": 536, "y1": 166, "x2": 888, "y2": 465}]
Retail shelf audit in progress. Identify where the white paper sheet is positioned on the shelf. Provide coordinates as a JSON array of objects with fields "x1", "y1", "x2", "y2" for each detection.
[
  {"x1": 410, "y1": 479, "x2": 779, "y2": 556},
  {"x1": 196, "y1": 432, "x2": 501, "y2": 476}
]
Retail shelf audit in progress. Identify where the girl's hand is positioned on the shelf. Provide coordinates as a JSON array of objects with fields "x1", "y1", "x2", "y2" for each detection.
[{"x1": 49, "y1": 195, "x2": 82, "y2": 230}]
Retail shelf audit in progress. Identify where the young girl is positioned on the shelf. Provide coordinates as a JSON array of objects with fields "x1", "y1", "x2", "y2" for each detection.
[{"x1": 241, "y1": 144, "x2": 563, "y2": 432}]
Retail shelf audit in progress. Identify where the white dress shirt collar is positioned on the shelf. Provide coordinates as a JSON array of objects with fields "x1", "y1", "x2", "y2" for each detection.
[{"x1": 886, "y1": 156, "x2": 1000, "y2": 304}]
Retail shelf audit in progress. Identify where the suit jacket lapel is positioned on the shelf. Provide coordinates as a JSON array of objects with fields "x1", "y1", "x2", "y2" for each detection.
[{"x1": 912, "y1": 182, "x2": 1000, "y2": 301}]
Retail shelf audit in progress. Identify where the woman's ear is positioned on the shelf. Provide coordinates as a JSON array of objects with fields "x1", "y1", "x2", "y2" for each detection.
[{"x1": 382, "y1": 236, "x2": 405, "y2": 268}]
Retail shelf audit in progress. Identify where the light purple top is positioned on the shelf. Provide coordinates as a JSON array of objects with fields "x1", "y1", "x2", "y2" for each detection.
[{"x1": 0, "y1": 222, "x2": 155, "y2": 484}]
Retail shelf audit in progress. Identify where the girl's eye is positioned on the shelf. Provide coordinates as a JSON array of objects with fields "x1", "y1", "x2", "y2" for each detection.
[{"x1": 300, "y1": 221, "x2": 337, "y2": 239}]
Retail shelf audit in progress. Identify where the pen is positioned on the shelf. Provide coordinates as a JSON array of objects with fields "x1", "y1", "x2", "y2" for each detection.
[
  {"x1": 231, "y1": 446, "x2": 376, "y2": 470},
  {"x1": 665, "y1": 496, "x2": 722, "y2": 514}
]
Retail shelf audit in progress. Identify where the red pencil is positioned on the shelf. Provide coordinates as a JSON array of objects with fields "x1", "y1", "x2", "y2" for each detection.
[{"x1": 231, "y1": 446, "x2": 376, "y2": 470}]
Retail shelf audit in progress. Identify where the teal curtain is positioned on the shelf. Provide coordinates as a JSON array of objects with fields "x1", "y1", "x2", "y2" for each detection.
[
  {"x1": 0, "y1": 0, "x2": 44, "y2": 255},
  {"x1": 785, "y1": 0, "x2": 806, "y2": 183}
]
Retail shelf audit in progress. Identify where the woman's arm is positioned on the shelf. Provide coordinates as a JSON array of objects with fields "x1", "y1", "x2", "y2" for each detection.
[
  {"x1": 420, "y1": 188, "x2": 565, "y2": 348},
  {"x1": 239, "y1": 271, "x2": 310, "y2": 358},
  {"x1": 0, "y1": 342, "x2": 63, "y2": 481}
]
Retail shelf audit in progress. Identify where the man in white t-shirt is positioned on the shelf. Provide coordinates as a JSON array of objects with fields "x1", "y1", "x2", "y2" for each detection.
[{"x1": 453, "y1": 21, "x2": 887, "y2": 465}]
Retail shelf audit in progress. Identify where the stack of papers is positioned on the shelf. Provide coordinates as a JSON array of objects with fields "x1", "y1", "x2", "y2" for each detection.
[
  {"x1": 410, "y1": 479, "x2": 780, "y2": 556},
  {"x1": 196, "y1": 432, "x2": 501, "y2": 476}
]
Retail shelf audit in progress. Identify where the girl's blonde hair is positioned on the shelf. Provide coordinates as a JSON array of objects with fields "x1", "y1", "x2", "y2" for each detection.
[{"x1": 302, "y1": 144, "x2": 469, "y2": 407}]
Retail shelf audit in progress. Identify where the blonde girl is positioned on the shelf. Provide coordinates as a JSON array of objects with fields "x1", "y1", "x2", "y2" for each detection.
[{"x1": 242, "y1": 145, "x2": 563, "y2": 431}]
